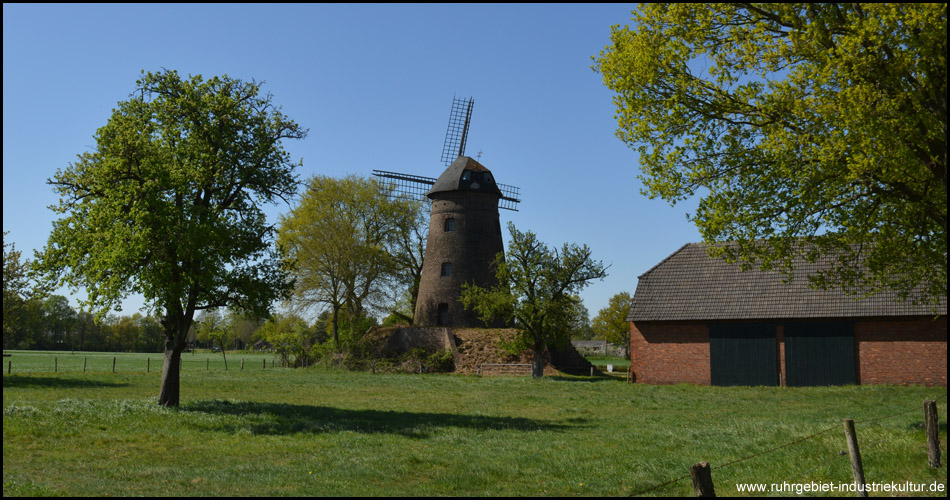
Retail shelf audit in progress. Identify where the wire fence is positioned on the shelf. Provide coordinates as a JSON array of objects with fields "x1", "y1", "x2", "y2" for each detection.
[
  {"x1": 629, "y1": 394, "x2": 947, "y2": 496},
  {"x1": 3, "y1": 352, "x2": 281, "y2": 374}
]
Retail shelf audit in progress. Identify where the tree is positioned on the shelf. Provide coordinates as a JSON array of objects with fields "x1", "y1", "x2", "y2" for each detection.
[
  {"x1": 42, "y1": 295, "x2": 77, "y2": 350},
  {"x1": 461, "y1": 222, "x2": 608, "y2": 378},
  {"x1": 387, "y1": 199, "x2": 429, "y2": 324},
  {"x1": 591, "y1": 291, "x2": 632, "y2": 355},
  {"x1": 256, "y1": 312, "x2": 318, "y2": 367},
  {"x1": 594, "y1": 4, "x2": 946, "y2": 304},
  {"x1": 3, "y1": 232, "x2": 44, "y2": 346},
  {"x1": 226, "y1": 309, "x2": 263, "y2": 350},
  {"x1": 196, "y1": 309, "x2": 231, "y2": 368},
  {"x1": 566, "y1": 295, "x2": 594, "y2": 340},
  {"x1": 277, "y1": 175, "x2": 421, "y2": 348},
  {"x1": 35, "y1": 69, "x2": 306, "y2": 406}
]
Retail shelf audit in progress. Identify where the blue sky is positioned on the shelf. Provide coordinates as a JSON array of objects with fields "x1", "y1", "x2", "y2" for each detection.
[{"x1": 3, "y1": 3, "x2": 702, "y2": 319}]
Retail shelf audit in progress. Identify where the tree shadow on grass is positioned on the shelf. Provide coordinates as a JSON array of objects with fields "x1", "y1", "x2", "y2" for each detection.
[
  {"x1": 2, "y1": 375, "x2": 129, "y2": 389},
  {"x1": 182, "y1": 400, "x2": 583, "y2": 437}
]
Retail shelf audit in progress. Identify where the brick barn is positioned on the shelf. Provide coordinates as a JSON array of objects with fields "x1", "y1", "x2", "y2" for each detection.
[{"x1": 626, "y1": 243, "x2": 947, "y2": 387}]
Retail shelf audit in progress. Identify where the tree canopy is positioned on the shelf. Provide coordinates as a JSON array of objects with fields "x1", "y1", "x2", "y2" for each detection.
[
  {"x1": 277, "y1": 174, "x2": 423, "y2": 347},
  {"x1": 594, "y1": 3, "x2": 946, "y2": 304},
  {"x1": 35, "y1": 69, "x2": 306, "y2": 405},
  {"x1": 4, "y1": 232, "x2": 44, "y2": 344},
  {"x1": 591, "y1": 291, "x2": 632, "y2": 351},
  {"x1": 461, "y1": 222, "x2": 608, "y2": 378}
]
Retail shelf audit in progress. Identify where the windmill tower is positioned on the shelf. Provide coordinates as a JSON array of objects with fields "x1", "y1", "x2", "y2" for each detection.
[{"x1": 373, "y1": 96, "x2": 521, "y2": 327}]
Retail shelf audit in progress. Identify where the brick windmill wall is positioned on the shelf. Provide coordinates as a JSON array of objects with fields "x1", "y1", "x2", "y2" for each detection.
[{"x1": 414, "y1": 156, "x2": 507, "y2": 327}]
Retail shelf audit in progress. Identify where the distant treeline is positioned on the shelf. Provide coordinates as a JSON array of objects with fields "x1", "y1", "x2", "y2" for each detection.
[
  {"x1": 2, "y1": 293, "x2": 378, "y2": 357},
  {"x1": 3, "y1": 295, "x2": 165, "y2": 352}
]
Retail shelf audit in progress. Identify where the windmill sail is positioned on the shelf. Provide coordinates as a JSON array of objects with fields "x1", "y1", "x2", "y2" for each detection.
[
  {"x1": 373, "y1": 169, "x2": 520, "y2": 212},
  {"x1": 441, "y1": 96, "x2": 474, "y2": 166},
  {"x1": 371, "y1": 95, "x2": 520, "y2": 211}
]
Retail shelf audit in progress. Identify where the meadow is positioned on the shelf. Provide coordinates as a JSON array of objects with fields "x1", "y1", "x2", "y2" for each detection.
[{"x1": 3, "y1": 350, "x2": 947, "y2": 496}]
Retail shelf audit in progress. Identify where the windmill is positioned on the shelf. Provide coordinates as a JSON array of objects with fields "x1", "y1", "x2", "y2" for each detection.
[
  {"x1": 373, "y1": 96, "x2": 521, "y2": 211},
  {"x1": 373, "y1": 96, "x2": 521, "y2": 327}
]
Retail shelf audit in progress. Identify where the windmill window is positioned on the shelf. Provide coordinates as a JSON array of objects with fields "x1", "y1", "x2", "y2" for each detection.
[
  {"x1": 462, "y1": 171, "x2": 471, "y2": 181},
  {"x1": 444, "y1": 218, "x2": 456, "y2": 232},
  {"x1": 441, "y1": 262, "x2": 452, "y2": 277}
]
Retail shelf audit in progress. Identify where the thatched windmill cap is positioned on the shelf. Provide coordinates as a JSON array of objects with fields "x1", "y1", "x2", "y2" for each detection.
[{"x1": 427, "y1": 156, "x2": 503, "y2": 198}]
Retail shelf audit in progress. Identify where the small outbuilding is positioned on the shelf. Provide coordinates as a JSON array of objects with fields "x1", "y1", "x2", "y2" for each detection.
[{"x1": 626, "y1": 243, "x2": 947, "y2": 386}]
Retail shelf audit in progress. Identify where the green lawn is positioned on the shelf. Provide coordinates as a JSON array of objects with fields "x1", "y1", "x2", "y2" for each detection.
[{"x1": 3, "y1": 351, "x2": 947, "y2": 496}]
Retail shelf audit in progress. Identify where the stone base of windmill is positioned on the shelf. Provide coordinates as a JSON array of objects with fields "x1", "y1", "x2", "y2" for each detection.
[{"x1": 358, "y1": 325, "x2": 592, "y2": 376}]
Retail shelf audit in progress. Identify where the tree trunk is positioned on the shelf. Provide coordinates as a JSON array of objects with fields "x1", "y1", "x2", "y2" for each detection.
[
  {"x1": 158, "y1": 343, "x2": 184, "y2": 407},
  {"x1": 331, "y1": 305, "x2": 340, "y2": 350},
  {"x1": 158, "y1": 310, "x2": 192, "y2": 407},
  {"x1": 532, "y1": 337, "x2": 545, "y2": 378}
]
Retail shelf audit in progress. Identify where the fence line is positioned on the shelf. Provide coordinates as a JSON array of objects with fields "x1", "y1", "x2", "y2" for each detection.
[
  {"x1": 628, "y1": 396, "x2": 946, "y2": 497},
  {"x1": 3, "y1": 355, "x2": 280, "y2": 374}
]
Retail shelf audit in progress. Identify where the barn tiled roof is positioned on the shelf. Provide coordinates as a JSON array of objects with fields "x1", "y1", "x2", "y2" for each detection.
[{"x1": 627, "y1": 242, "x2": 946, "y2": 322}]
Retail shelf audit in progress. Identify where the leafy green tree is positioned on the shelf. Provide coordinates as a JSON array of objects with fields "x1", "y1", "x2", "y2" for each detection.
[
  {"x1": 591, "y1": 291, "x2": 632, "y2": 355},
  {"x1": 226, "y1": 310, "x2": 263, "y2": 350},
  {"x1": 278, "y1": 175, "x2": 420, "y2": 348},
  {"x1": 257, "y1": 312, "x2": 318, "y2": 367},
  {"x1": 106, "y1": 314, "x2": 139, "y2": 352},
  {"x1": 135, "y1": 314, "x2": 164, "y2": 353},
  {"x1": 196, "y1": 309, "x2": 231, "y2": 368},
  {"x1": 594, "y1": 4, "x2": 946, "y2": 304},
  {"x1": 387, "y1": 199, "x2": 428, "y2": 324},
  {"x1": 3, "y1": 232, "x2": 44, "y2": 346},
  {"x1": 42, "y1": 295, "x2": 77, "y2": 350},
  {"x1": 566, "y1": 295, "x2": 594, "y2": 340},
  {"x1": 461, "y1": 223, "x2": 608, "y2": 378},
  {"x1": 34, "y1": 69, "x2": 306, "y2": 406}
]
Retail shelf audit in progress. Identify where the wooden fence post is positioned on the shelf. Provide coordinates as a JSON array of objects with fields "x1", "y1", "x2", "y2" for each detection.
[
  {"x1": 263, "y1": 358, "x2": 266, "y2": 370},
  {"x1": 843, "y1": 419, "x2": 867, "y2": 497},
  {"x1": 924, "y1": 400, "x2": 941, "y2": 468},
  {"x1": 689, "y1": 462, "x2": 715, "y2": 497},
  {"x1": 147, "y1": 358, "x2": 150, "y2": 373},
  {"x1": 83, "y1": 357, "x2": 87, "y2": 373},
  {"x1": 55, "y1": 357, "x2": 58, "y2": 372},
  {"x1": 241, "y1": 358, "x2": 244, "y2": 371},
  {"x1": 112, "y1": 357, "x2": 116, "y2": 373}
]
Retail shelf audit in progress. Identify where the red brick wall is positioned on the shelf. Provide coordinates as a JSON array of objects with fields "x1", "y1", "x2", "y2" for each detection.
[
  {"x1": 629, "y1": 321, "x2": 710, "y2": 385},
  {"x1": 630, "y1": 316, "x2": 947, "y2": 386},
  {"x1": 854, "y1": 316, "x2": 947, "y2": 386}
]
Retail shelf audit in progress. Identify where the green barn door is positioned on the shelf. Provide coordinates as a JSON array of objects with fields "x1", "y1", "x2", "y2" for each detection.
[
  {"x1": 784, "y1": 322, "x2": 856, "y2": 386},
  {"x1": 710, "y1": 323, "x2": 778, "y2": 386}
]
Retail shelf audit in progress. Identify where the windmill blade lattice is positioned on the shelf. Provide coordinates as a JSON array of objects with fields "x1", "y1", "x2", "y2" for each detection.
[
  {"x1": 373, "y1": 169, "x2": 520, "y2": 212},
  {"x1": 441, "y1": 96, "x2": 474, "y2": 166}
]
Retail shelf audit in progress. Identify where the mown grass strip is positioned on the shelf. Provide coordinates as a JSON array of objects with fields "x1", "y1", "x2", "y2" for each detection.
[{"x1": 3, "y1": 355, "x2": 947, "y2": 496}]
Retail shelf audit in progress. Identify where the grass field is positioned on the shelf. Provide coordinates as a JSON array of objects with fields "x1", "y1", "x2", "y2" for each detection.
[{"x1": 3, "y1": 350, "x2": 947, "y2": 496}]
